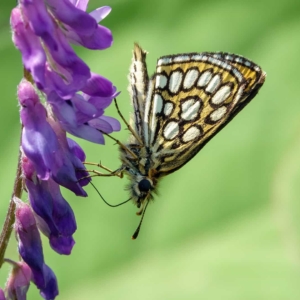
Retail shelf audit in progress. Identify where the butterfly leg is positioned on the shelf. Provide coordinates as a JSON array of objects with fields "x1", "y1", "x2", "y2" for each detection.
[
  {"x1": 76, "y1": 170, "x2": 118, "y2": 184},
  {"x1": 84, "y1": 162, "x2": 125, "y2": 178}
]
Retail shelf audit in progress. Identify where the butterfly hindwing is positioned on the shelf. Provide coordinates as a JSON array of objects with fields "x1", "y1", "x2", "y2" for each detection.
[{"x1": 139, "y1": 52, "x2": 265, "y2": 176}]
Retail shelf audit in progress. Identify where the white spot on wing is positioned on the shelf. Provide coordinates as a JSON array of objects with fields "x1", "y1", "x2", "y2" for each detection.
[
  {"x1": 143, "y1": 81, "x2": 154, "y2": 145},
  {"x1": 163, "y1": 121, "x2": 179, "y2": 140},
  {"x1": 181, "y1": 98, "x2": 201, "y2": 121},
  {"x1": 210, "y1": 106, "x2": 227, "y2": 122},
  {"x1": 153, "y1": 94, "x2": 163, "y2": 114},
  {"x1": 150, "y1": 94, "x2": 163, "y2": 144},
  {"x1": 254, "y1": 66, "x2": 260, "y2": 72},
  {"x1": 209, "y1": 57, "x2": 221, "y2": 66},
  {"x1": 164, "y1": 102, "x2": 174, "y2": 117},
  {"x1": 169, "y1": 70, "x2": 183, "y2": 93},
  {"x1": 191, "y1": 54, "x2": 203, "y2": 61},
  {"x1": 155, "y1": 74, "x2": 168, "y2": 89},
  {"x1": 225, "y1": 55, "x2": 233, "y2": 61},
  {"x1": 206, "y1": 74, "x2": 221, "y2": 93},
  {"x1": 197, "y1": 70, "x2": 212, "y2": 87},
  {"x1": 183, "y1": 69, "x2": 199, "y2": 89},
  {"x1": 173, "y1": 55, "x2": 190, "y2": 62},
  {"x1": 158, "y1": 57, "x2": 172, "y2": 66},
  {"x1": 211, "y1": 85, "x2": 231, "y2": 105},
  {"x1": 235, "y1": 57, "x2": 242, "y2": 63},
  {"x1": 182, "y1": 126, "x2": 201, "y2": 142},
  {"x1": 232, "y1": 68, "x2": 243, "y2": 82}
]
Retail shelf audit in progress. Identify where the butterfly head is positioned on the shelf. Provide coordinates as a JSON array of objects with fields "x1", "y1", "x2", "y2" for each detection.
[
  {"x1": 130, "y1": 176, "x2": 155, "y2": 239},
  {"x1": 131, "y1": 176, "x2": 154, "y2": 208}
]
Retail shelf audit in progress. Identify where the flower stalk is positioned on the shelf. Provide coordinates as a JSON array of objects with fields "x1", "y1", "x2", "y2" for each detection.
[
  {"x1": 0, "y1": 67, "x2": 35, "y2": 268},
  {"x1": 0, "y1": 133, "x2": 22, "y2": 268}
]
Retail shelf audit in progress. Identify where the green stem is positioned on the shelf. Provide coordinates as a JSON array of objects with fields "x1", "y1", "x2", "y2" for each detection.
[{"x1": 0, "y1": 131, "x2": 23, "y2": 268}]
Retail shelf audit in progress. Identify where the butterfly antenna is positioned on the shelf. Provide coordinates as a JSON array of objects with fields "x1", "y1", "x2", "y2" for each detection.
[
  {"x1": 89, "y1": 181, "x2": 131, "y2": 207},
  {"x1": 132, "y1": 200, "x2": 150, "y2": 240},
  {"x1": 113, "y1": 98, "x2": 143, "y2": 145}
]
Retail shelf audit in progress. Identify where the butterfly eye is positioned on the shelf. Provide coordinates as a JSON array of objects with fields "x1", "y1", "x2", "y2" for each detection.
[{"x1": 138, "y1": 179, "x2": 152, "y2": 192}]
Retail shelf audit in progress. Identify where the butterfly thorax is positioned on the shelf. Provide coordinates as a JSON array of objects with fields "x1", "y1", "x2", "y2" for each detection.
[{"x1": 119, "y1": 141, "x2": 160, "y2": 208}]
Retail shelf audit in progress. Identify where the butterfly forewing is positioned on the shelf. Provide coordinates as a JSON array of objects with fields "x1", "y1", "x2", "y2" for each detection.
[
  {"x1": 128, "y1": 43, "x2": 149, "y2": 141},
  {"x1": 141, "y1": 52, "x2": 265, "y2": 176}
]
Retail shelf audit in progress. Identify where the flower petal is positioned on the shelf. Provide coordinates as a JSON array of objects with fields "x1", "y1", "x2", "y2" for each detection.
[
  {"x1": 6, "y1": 260, "x2": 31, "y2": 300},
  {"x1": 99, "y1": 115, "x2": 121, "y2": 131},
  {"x1": 11, "y1": 8, "x2": 46, "y2": 90},
  {"x1": 89, "y1": 6, "x2": 112, "y2": 23},
  {"x1": 47, "y1": 0, "x2": 97, "y2": 35},
  {"x1": 82, "y1": 73, "x2": 116, "y2": 97},
  {"x1": 18, "y1": 81, "x2": 62, "y2": 180}
]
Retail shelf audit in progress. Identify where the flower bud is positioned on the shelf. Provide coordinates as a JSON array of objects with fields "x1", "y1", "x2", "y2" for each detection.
[
  {"x1": 5, "y1": 260, "x2": 31, "y2": 300},
  {"x1": 14, "y1": 198, "x2": 58, "y2": 299}
]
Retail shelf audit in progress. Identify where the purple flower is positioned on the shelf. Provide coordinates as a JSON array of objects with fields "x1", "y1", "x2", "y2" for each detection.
[
  {"x1": 11, "y1": 0, "x2": 113, "y2": 98},
  {"x1": 47, "y1": 89, "x2": 120, "y2": 144},
  {"x1": 23, "y1": 156, "x2": 77, "y2": 255},
  {"x1": 7, "y1": 1, "x2": 120, "y2": 299},
  {"x1": 66, "y1": 138, "x2": 91, "y2": 186},
  {"x1": 47, "y1": 0, "x2": 113, "y2": 50},
  {"x1": 45, "y1": 116, "x2": 91, "y2": 195},
  {"x1": 18, "y1": 79, "x2": 90, "y2": 195},
  {"x1": 5, "y1": 260, "x2": 31, "y2": 300},
  {"x1": 18, "y1": 79, "x2": 62, "y2": 181},
  {"x1": 14, "y1": 198, "x2": 59, "y2": 299}
]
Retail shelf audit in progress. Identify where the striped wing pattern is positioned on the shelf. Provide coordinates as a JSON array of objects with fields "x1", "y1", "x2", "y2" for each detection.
[{"x1": 128, "y1": 43, "x2": 149, "y2": 141}]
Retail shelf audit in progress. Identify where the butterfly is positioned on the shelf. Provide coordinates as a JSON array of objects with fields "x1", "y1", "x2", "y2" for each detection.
[{"x1": 94, "y1": 43, "x2": 266, "y2": 239}]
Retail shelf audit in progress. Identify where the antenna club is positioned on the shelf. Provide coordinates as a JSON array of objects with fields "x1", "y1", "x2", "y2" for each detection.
[{"x1": 131, "y1": 200, "x2": 149, "y2": 239}]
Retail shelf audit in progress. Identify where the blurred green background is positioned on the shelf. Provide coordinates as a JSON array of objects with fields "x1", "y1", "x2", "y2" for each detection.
[{"x1": 1, "y1": 0, "x2": 300, "y2": 299}]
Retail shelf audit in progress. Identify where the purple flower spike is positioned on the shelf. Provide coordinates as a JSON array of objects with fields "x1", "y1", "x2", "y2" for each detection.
[
  {"x1": 14, "y1": 198, "x2": 59, "y2": 299},
  {"x1": 5, "y1": 260, "x2": 31, "y2": 300},
  {"x1": 18, "y1": 79, "x2": 62, "y2": 180},
  {"x1": 8, "y1": 0, "x2": 119, "y2": 298}
]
